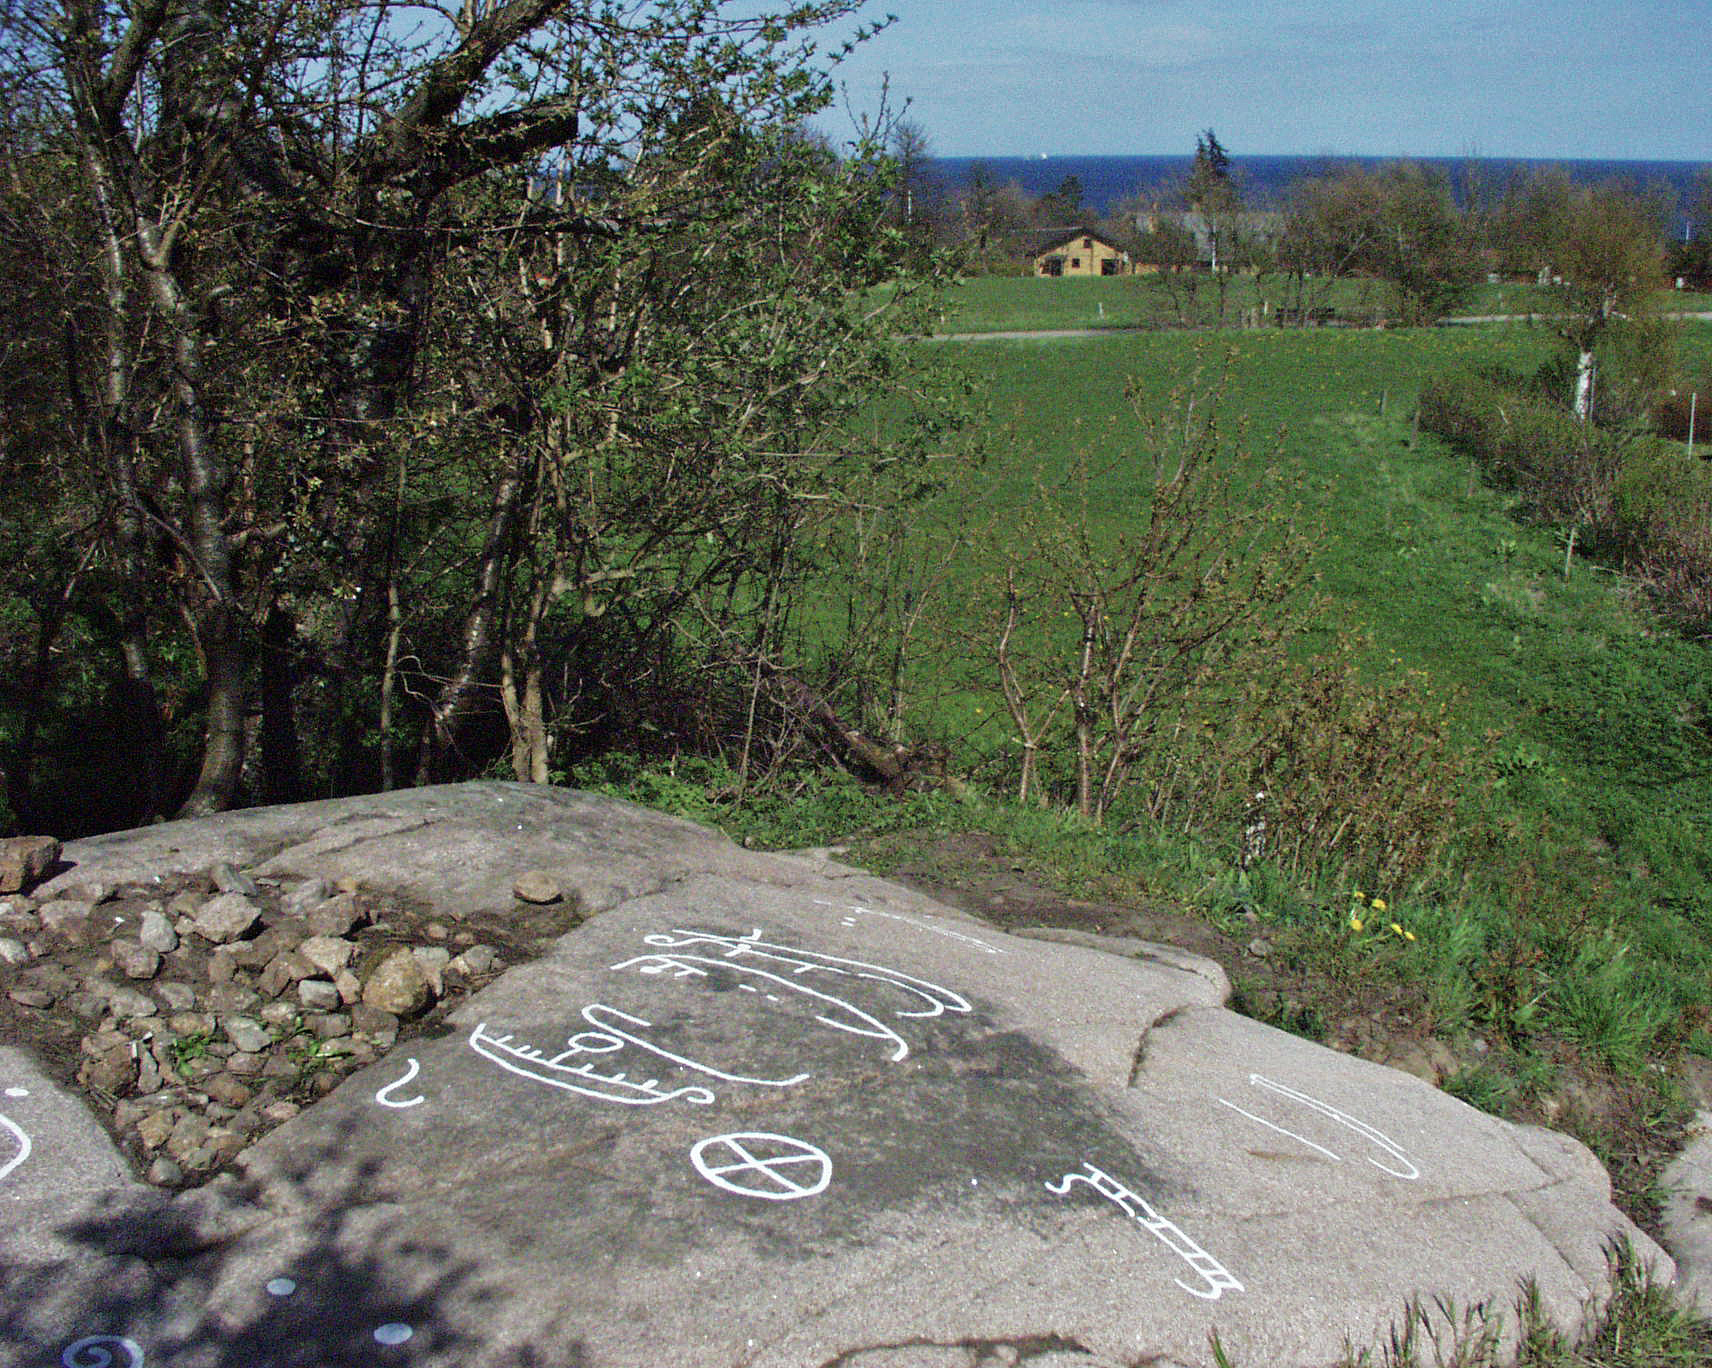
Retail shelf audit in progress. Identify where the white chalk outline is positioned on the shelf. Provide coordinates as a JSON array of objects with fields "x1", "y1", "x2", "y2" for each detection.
[
  {"x1": 638, "y1": 929, "x2": 975, "y2": 1020},
  {"x1": 374, "y1": 1058, "x2": 426, "y2": 1109},
  {"x1": 1046, "y1": 1163, "x2": 1243, "y2": 1301},
  {"x1": 469, "y1": 1002, "x2": 811, "y2": 1107},
  {"x1": 1218, "y1": 1074, "x2": 1420, "y2": 1181},
  {"x1": 811, "y1": 900, "x2": 1003, "y2": 955},
  {"x1": 60, "y1": 1336, "x2": 145, "y2": 1367},
  {"x1": 0, "y1": 1105, "x2": 30, "y2": 1183},
  {"x1": 613, "y1": 951, "x2": 914, "y2": 1062},
  {"x1": 691, "y1": 1132, "x2": 832, "y2": 1201}
]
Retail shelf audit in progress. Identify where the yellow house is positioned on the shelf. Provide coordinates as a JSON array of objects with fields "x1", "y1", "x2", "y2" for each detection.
[{"x1": 1029, "y1": 227, "x2": 1130, "y2": 277}]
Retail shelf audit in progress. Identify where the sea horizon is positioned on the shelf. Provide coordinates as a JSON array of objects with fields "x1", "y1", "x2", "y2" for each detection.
[{"x1": 928, "y1": 153, "x2": 1707, "y2": 225}]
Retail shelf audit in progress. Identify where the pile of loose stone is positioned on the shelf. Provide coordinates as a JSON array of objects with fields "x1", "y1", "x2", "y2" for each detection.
[{"x1": 0, "y1": 839, "x2": 557, "y2": 1189}]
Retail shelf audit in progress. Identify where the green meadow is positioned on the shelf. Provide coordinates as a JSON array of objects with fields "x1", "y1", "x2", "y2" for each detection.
[
  {"x1": 604, "y1": 287, "x2": 1712, "y2": 1274},
  {"x1": 934, "y1": 273, "x2": 1712, "y2": 334}
]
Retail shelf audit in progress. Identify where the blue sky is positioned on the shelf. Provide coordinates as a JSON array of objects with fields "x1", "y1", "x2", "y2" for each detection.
[{"x1": 816, "y1": 0, "x2": 1711, "y2": 161}]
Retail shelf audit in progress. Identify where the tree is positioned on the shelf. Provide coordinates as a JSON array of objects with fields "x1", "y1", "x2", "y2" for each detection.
[
  {"x1": 1187, "y1": 130, "x2": 1243, "y2": 279},
  {"x1": 0, "y1": 0, "x2": 949, "y2": 827},
  {"x1": 1277, "y1": 161, "x2": 1476, "y2": 325},
  {"x1": 1551, "y1": 184, "x2": 1670, "y2": 419},
  {"x1": 1037, "y1": 174, "x2": 1085, "y2": 223}
]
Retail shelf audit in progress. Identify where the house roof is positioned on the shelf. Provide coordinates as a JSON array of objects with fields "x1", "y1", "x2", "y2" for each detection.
[{"x1": 1024, "y1": 226, "x2": 1125, "y2": 258}]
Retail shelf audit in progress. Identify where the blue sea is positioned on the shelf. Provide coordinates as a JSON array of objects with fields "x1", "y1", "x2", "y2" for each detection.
[{"x1": 932, "y1": 155, "x2": 1706, "y2": 230}]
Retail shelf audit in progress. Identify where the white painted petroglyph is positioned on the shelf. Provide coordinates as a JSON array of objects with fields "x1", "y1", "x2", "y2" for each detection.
[
  {"x1": 374, "y1": 1058, "x2": 426, "y2": 1109},
  {"x1": 3, "y1": 1086, "x2": 27, "y2": 1097},
  {"x1": 1229, "y1": 1074, "x2": 1420, "y2": 1180},
  {"x1": 469, "y1": 1003, "x2": 810, "y2": 1107},
  {"x1": 0, "y1": 1103, "x2": 31, "y2": 1183},
  {"x1": 60, "y1": 1336, "x2": 145, "y2": 1367},
  {"x1": 1214, "y1": 1099, "x2": 1341, "y2": 1162},
  {"x1": 614, "y1": 950, "x2": 914, "y2": 1062},
  {"x1": 638, "y1": 929, "x2": 976, "y2": 1018},
  {"x1": 811, "y1": 900, "x2": 1003, "y2": 955},
  {"x1": 579, "y1": 1005, "x2": 811, "y2": 1088},
  {"x1": 265, "y1": 1278, "x2": 297, "y2": 1297},
  {"x1": 373, "y1": 1323, "x2": 414, "y2": 1345},
  {"x1": 691, "y1": 1133, "x2": 832, "y2": 1201},
  {"x1": 469, "y1": 1022, "x2": 717, "y2": 1107},
  {"x1": 1046, "y1": 1164, "x2": 1243, "y2": 1301}
]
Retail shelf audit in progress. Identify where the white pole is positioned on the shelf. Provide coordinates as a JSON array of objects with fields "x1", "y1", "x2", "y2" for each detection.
[{"x1": 1690, "y1": 391, "x2": 1698, "y2": 457}]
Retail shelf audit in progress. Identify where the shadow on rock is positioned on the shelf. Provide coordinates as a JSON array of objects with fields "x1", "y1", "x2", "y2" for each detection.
[{"x1": 0, "y1": 1114, "x2": 587, "y2": 1368}]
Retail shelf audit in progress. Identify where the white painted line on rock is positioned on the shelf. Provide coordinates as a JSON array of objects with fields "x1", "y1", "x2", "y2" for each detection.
[
  {"x1": 1047, "y1": 1163, "x2": 1242, "y2": 1301},
  {"x1": 374, "y1": 1058, "x2": 426, "y2": 1109},
  {"x1": 1247, "y1": 1074, "x2": 1420, "y2": 1180},
  {"x1": 0, "y1": 1105, "x2": 31, "y2": 1183},
  {"x1": 691, "y1": 1133, "x2": 832, "y2": 1201}
]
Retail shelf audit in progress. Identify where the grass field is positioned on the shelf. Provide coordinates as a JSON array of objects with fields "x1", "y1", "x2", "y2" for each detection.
[
  {"x1": 933, "y1": 273, "x2": 1712, "y2": 334},
  {"x1": 593, "y1": 300, "x2": 1712, "y2": 1356}
]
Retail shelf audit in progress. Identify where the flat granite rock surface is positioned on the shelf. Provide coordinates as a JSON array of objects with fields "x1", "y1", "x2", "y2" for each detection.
[{"x1": 0, "y1": 784, "x2": 1675, "y2": 1368}]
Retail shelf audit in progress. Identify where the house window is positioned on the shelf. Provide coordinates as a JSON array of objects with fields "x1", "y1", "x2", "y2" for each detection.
[
  {"x1": 1100, "y1": 258, "x2": 1119, "y2": 276},
  {"x1": 1082, "y1": 237, "x2": 1093, "y2": 248},
  {"x1": 1070, "y1": 257, "x2": 1081, "y2": 269},
  {"x1": 1043, "y1": 256, "x2": 1064, "y2": 276}
]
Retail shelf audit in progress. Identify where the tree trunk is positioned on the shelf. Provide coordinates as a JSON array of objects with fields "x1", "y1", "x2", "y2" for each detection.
[
  {"x1": 260, "y1": 602, "x2": 306, "y2": 803},
  {"x1": 414, "y1": 457, "x2": 528, "y2": 784},
  {"x1": 1574, "y1": 348, "x2": 1595, "y2": 421}
]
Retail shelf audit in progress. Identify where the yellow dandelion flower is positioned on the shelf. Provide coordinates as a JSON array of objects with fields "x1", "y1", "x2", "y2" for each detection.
[
  {"x1": 1352, "y1": 889, "x2": 1365, "y2": 902},
  {"x1": 1372, "y1": 898, "x2": 1388, "y2": 913},
  {"x1": 1350, "y1": 914, "x2": 1363, "y2": 932},
  {"x1": 1389, "y1": 922, "x2": 1404, "y2": 936},
  {"x1": 1404, "y1": 930, "x2": 1417, "y2": 942}
]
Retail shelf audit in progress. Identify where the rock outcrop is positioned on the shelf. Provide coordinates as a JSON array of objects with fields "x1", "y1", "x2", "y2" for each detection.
[{"x1": 0, "y1": 783, "x2": 1676, "y2": 1368}]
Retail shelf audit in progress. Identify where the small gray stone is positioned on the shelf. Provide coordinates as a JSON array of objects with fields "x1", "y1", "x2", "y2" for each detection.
[
  {"x1": 281, "y1": 879, "x2": 331, "y2": 916},
  {"x1": 361, "y1": 947, "x2": 433, "y2": 1018},
  {"x1": 135, "y1": 1110, "x2": 176, "y2": 1151},
  {"x1": 260, "y1": 1099, "x2": 301, "y2": 1124},
  {"x1": 0, "y1": 935, "x2": 29, "y2": 964},
  {"x1": 154, "y1": 981, "x2": 198, "y2": 1012},
  {"x1": 146, "y1": 1156, "x2": 184, "y2": 1186},
  {"x1": 305, "y1": 893, "x2": 365, "y2": 937},
  {"x1": 512, "y1": 870, "x2": 562, "y2": 905},
  {"x1": 79, "y1": 1041, "x2": 138, "y2": 1095},
  {"x1": 168, "y1": 1011, "x2": 217, "y2": 1038},
  {"x1": 193, "y1": 893, "x2": 263, "y2": 944},
  {"x1": 206, "y1": 948, "x2": 238, "y2": 983},
  {"x1": 106, "y1": 984, "x2": 160, "y2": 1019},
  {"x1": 210, "y1": 863, "x2": 260, "y2": 897},
  {"x1": 8, "y1": 987, "x2": 54, "y2": 1008},
  {"x1": 297, "y1": 934, "x2": 356, "y2": 977},
  {"x1": 297, "y1": 978, "x2": 340, "y2": 1010},
  {"x1": 411, "y1": 945, "x2": 450, "y2": 995},
  {"x1": 166, "y1": 1111, "x2": 212, "y2": 1162},
  {"x1": 350, "y1": 1003, "x2": 399, "y2": 1049},
  {"x1": 451, "y1": 943, "x2": 498, "y2": 976},
  {"x1": 230, "y1": 923, "x2": 307, "y2": 969},
  {"x1": 66, "y1": 990, "x2": 109, "y2": 1020},
  {"x1": 333, "y1": 969, "x2": 362, "y2": 1005},
  {"x1": 138, "y1": 908, "x2": 179, "y2": 953},
  {"x1": 0, "y1": 835, "x2": 60, "y2": 894},
  {"x1": 258, "y1": 951, "x2": 315, "y2": 996},
  {"x1": 38, "y1": 898, "x2": 96, "y2": 934},
  {"x1": 203, "y1": 1072, "x2": 254, "y2": 1109},
  {"x1": 258, "y1": 1001, "x2": 299, "y2": 1027},
  {"x1": 225, "y1": 1051, "x2": 266, "y2": 1077},
  {"x1": 205, "y1": 982, "x2": 261, "y2": 1015},
  {"x1": 305, "y1": 1011, "x2": 351, "y2": 1041},
  {"x1": 113, "y1": 940, "x2": 162, "y2": 980},
  {"x1": 221, "y1": 1016, "x2": 272, "y2": 1054}
]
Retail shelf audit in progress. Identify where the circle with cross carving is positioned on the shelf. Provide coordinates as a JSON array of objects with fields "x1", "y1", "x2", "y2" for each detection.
[{"x1": 689, "y1": 1132, "x2": 832, "y2": 1201}]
